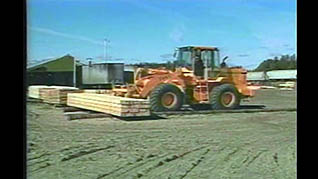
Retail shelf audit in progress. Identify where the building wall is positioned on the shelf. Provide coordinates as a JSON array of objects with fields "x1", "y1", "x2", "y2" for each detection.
[
  {"x1": 27, "y1": 72, "x2": 74, "y2": 86},
  {"x1": 107, "y1": 63, "x2": 124, "y2": 84}
]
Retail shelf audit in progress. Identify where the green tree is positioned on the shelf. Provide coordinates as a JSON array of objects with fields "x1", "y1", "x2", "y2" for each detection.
[{"x1": 254, "y1": 54, "x2": 297, "y2": 71}]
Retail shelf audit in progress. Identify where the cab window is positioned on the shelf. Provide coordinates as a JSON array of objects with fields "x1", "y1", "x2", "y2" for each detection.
[{"x1": 201, "y1": 50, "x2": 212, "y2": 67}]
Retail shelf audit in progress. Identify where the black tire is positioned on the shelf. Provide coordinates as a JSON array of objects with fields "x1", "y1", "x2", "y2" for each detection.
[
  {"x1": 149, "y1": 84, "x2": 184, "y2": 112},
  {"x1": 210, "y1": 84, "x2": 240, "y2": 110}
]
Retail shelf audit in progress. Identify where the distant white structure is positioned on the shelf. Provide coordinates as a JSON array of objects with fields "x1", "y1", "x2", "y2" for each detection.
[
  {"x1": 247, "y1": 70, "x2": 297, "y2": 81},
  {"x1": 247, "y1": 71, "x2": 268, "y2": 81},
  {"x1": 124, "y1": 65, "x2": 136, "y2": 72},
  {"x1": 267, "y1": 70, "x2": 297, "y2": 80}
]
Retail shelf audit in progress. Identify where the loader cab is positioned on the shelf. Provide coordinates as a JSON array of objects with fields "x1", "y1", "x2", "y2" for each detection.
[{"x1": 174, "y1": 46, "x2": 221, "y2": 78}]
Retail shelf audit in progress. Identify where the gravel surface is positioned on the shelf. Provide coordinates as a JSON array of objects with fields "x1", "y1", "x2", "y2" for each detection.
[{"x1": 26, "y1": 89, "x2": 296, "y2": 179}]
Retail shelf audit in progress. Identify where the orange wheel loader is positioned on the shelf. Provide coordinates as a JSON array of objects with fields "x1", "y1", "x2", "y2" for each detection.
[{"x1": 111, "y1": 46, "x2": 255, "y2": 112}]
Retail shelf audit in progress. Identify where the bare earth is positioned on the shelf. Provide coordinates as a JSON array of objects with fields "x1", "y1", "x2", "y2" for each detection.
[{"x1": 26, "y1": 89, "x2": 296, "y2": 179}]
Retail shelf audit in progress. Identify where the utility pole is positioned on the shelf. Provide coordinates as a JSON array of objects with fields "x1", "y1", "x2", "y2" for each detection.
[
  {"x1": 104, "y1": 38, "x2": 110, "y2": 62},
  {"x1": 73, "y1": 58, "x2": 77, "y2": 87}
]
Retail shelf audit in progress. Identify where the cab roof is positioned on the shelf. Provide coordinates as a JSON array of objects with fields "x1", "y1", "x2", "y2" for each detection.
[{"x1": 177, "y1": 45, "x2": 219, "y2": 51}]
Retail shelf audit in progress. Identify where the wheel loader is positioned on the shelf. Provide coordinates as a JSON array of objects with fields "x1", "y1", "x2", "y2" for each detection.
[{"x1": 111, "y1": 46, "x2": 255, "y2": 111}]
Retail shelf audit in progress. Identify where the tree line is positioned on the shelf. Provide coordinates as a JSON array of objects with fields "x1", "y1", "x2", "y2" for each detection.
[
  {"x1": 128, "y1": 54, "x2": 297, "y2": 72},
  {"x1": 253, "y1": 54, "x2": 297, "y2": 71},
  {"x1": 129, "y1": 61, "x2": 176, "y2": 71}
]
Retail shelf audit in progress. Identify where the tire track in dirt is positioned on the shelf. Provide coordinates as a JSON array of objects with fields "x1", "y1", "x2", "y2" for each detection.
[
  {"x1": 182, "y1": 146, "x2": 264, "y2": 178},
  {"x1": 29, "y1": 161, "x2": 52, "y2": 173},
  {"x1": 114, "y1": 155, "x2": 166, "y2": 177},
  {"x1": 27, "y1": 110, "x2": 40, "y2": 119},
  {"x1": 27, "y1": 150, "x2": 53, "y2": 173},
  {"x1": 28, "y1": 144, "x2": 115, "y2": 174},
  {"x1": 60, "y1": 145, "x2": 115, "y2": 162},
  {"x1": 28, "y1": 152, "x2": 51, "y2": 161},
  {"x1": 179, "y1": 148, "x2": 211, "y2": 179},
  {"x1": 273, "y1": 153, "x2": 279, "y2": 166},
  {"x1": 223, "y1": 147, "x2": 240, "y2": 162},
  {"x1": 245, "y1": 150, "x2": 267, "y2": 167},
  {"x1": 96, "y1": 146, "x2": 209, "y2": 179},
  {"x1": 95, "y1": 153, "x2": 170, "y2": 179},
  {"x1": 96, "y1": 166, "x2": 126, "y2": 179},
  {"x1": 132, "y1": 146, "x2": 209, "y2": 178}
]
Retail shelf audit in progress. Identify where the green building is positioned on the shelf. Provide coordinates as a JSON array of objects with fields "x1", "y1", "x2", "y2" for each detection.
[{"x1": 27, "y1": 55, "x2": 79, "y2": 87}]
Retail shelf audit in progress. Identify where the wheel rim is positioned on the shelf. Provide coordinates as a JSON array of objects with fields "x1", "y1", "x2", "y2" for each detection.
[
  {"x1": 221, "y1": 92, "x2": 236, "y2": 107},
  {"x1": 161, "y1": 92, "x2": 177, "y2": 108}
]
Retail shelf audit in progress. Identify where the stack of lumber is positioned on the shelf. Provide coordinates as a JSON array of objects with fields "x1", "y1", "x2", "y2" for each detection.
[
  {"x1": 82, "y1": 89, "x2": 112, "y2": 94},
  {"x1": 41, "y1": 86, "x2": 80, "y2": 104},
  {"x1": 28, "y1": 85, "x2": 81, "y2": 104},
  {"x1": 28, "y1": 85, "x2": 55, "y2": 99},
  {"x1": 260, "y1": 86, "x2": 277, "y2": 89},
  {"x1": 278, "y1": 82, "x2": 296, "y2": 89},
  {"x1": 67, "y1": 93, "x2": 151, "y2": 117}
]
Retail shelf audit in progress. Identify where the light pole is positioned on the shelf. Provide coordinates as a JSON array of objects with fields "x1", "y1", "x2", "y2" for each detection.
[{"x1": 104, "y1": 38, "x2": 110, "y2": 62}]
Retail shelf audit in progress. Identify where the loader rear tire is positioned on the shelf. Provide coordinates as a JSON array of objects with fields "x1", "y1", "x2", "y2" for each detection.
[
  {"x1": 210, "y1": 84, "x2": 240, "y2": 110},
  {"x1": 150, "y1": 84, "x2": 184, "y2": 112}
]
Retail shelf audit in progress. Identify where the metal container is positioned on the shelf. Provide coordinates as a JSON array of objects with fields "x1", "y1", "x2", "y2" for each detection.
[{"x1": 82, "y1": 63, "x2": 124, "y2": 84}]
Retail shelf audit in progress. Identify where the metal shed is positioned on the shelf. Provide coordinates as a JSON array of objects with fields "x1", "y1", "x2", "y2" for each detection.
[{"x1": 81, "y1": 62, "x2": 124, "y2": 85}]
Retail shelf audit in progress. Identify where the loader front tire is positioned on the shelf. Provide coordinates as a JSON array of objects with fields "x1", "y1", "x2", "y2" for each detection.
[
  {"x1": 150, "y1": 84, "x2": 184, "y2": 112},
  {"x1": 210, "y1": 84, "x2": 240, "y2": 110}
]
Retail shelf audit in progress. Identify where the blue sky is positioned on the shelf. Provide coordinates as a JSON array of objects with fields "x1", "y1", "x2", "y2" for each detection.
[{"x1": 27, "y1": 0, "x2": 296, "y2": 69}]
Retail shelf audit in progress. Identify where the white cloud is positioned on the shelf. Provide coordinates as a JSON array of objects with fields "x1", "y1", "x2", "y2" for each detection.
[
  {"x1": 28, "y1": 26, "x2": 104, "y2": 46},
  {"x1": 253, "y1": 33, "x2": 295, "y2": 57},
  {"x1": 169, "y1": 24, "x2": 186, "y2": 43}
]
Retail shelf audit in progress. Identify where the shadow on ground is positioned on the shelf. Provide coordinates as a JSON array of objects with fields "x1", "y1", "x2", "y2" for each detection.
[
  {"x1": 115, "y1": 115, "x2": 168, "y2": 121},
  {"x1": 116, "y1": 105, "x2": 267, "y2": 121},
  {"x1": 238, "y1": 105, "x2": 266, "y2": 109}
]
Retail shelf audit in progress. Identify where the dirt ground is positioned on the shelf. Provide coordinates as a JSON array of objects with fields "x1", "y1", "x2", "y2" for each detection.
[{"x1": 26, "y1": 89, "x2": 296, "y2": 179}]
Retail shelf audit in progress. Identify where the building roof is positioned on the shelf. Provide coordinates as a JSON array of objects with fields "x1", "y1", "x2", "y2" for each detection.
[
  {"x1": 90, "y1": 61, "x2": 124, "y2": 65},
  {"x1": 27, "y1": 57, "x2": 61, "y2": 70},
  {"x1": 176, "y1": 45, "x2": 219, "y2": 51},
  {"x1": 27, "y1": 55, "x2": 76, "y2": 72}
]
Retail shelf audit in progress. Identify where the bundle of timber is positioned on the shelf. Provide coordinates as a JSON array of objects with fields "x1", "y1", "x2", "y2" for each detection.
[
  {"x1": 67, "y1": 93, "x2": 151, "y2": 117},
  {"x1": 28, "y1": 85, "x2": 55, "y2": 99},
  {"x1": 41, "y1": 88, "x2": 81, "y2": 104},
  {"x1": 260, "y1": 86, "x2": 277, "y2": 89},
  {"x1": 278, "y1": 82, "x2": 296, "y2": 89},
  {"x1": 82, "y1": 89, "x2": 112, "y2": 94}
]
